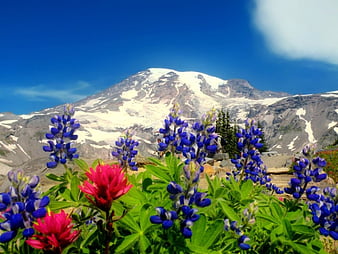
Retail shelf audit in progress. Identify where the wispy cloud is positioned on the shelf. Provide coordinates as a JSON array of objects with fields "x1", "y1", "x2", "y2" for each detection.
[
  {"x1": 252, "y1": 0, "x2": 338, "y2": 65},
  {"x1": 14, "y1": 81, "x2": 92, "y2": 102}
]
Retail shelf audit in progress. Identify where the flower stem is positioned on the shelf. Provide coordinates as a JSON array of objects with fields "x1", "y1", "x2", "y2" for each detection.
[{"x1": 104, "y1": 210, "x2": 114, "y2": 254}]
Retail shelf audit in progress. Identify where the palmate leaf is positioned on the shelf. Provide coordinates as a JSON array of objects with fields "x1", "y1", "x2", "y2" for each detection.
[
  {"x1": 48, "y1": 200, "x2": 80, "y2": 210},
  {"x1": 115, "y1": 233, "x2": 139, "y2": 253},
  {"x1": 145, "y1": 164, "x2": 172, "y2": 182},
  {"x1": 190, "y1": 214, "x2": 224, "y2": 250},
  {"x1": 240, "y1": 179, "x2": 253, "y2": 199},
  {"x1": 70, "y1": 175, "x2": 81, "y2": 201},
  {"x1": 219, "y1": 201, "x2": 240, "y2": 222}
]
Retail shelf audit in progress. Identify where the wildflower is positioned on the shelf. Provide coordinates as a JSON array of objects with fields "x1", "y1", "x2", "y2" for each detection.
[
  {"x1": 229, "y1": 119, "x2": 281, "y2": 192},
  {"x1": 151, "y1": 105, "x2": 214, "y2": 238},
  {"x1": 43, "y1": 104, "x2": 80, "y2": 168},
  {"x1": 26, "y1": 210, "x2": 80, "y2": 253},
  {"x1": 111, "y1": 129, "x2": 139, "y2": 171},
  {"x1": 284, "y1": 145, "x2": 327, "y2": 199},
  {"x1": 0, "y1": 170, "x2": 49, "y2": 243},
  {"x1": 308, "y1": 186, "x2": 337, "y2": 240},
  {"x1": 150, "y1": 207, "x2": 178, "y2": 229},
  {"x1": 79, "y1": 164, "x2": 132, "y2": 212}
]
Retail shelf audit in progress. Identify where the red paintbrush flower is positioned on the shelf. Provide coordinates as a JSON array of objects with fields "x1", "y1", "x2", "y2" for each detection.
[
  {"x1": 26, "y1": 210, "x2": 80, "y2": 253},
  {"x1": 79, "y1": 164, "x2": 132, "y2": 212}
]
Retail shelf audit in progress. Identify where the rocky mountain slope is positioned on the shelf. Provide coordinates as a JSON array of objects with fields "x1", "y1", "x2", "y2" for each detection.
[{"x1": 0, "y1": 68, "x2": 337, "y2": 174}]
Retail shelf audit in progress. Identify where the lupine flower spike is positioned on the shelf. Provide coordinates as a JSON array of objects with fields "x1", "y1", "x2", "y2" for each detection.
[
  {"x1": 43, "y1": 104, "x2": 80, "y2": 168},
  {"x1": 111, "y1": 129, "x2": 139, "y2": 172},
  {"x1": 151, "y1": 105, "x2": 214, "y2": 238},
  {"x1": 229, "y1": 119, "x2": 283, "y2": 193},
  {"x1": 0, "y1": 170, "x2": 49, "y2": 243},
  {"x1": 26, "y1": 210, "x2": 80, "y2": 254},
  {"x1": 287, "y1": 145, "x2": 337, "y2": 240}
]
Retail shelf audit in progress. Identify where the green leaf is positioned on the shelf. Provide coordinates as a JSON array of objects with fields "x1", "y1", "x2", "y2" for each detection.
[
  {"x1": 256, "y1": 214, "x2": 278, "y2": 225},
  {"x1": 240, "y1": 180, "x2": 253, "y2": 199},
  {"x1": 80, "y1": 225, "x2": 99, "y2": 249},
  {"x1": 115, "y1": 233, "x2": 139, "y2": 253},
  {"x1": 91, "y1": 158, "x2": 105, "y2": 169},
  {"x1": 73, "y1": 158, "x2": 89, "y2": 171},
  {"x1": 282, "y1": 218, "x2": 293, "y2": 239},
  {"x1": 70, "y1": 175, "x2": 81, "y2": 201},
  {"x1": 146, "y1": 156, "x2": 163, "y2": 166},
  {"x1": 48, "y1": 200, "x2": 79, "y2": 210},
  {"x1": 138, "y1": 233, "x2": 151, "y2": 254},
  {"x1": 292, "y1": 224, "x2": 315, "y2": 236},
  {"x1": 270, "y1": 202, "x2": 284, "y2": 223},
  {"x1": 219, "y1": 202, "x2": 240, "y2": 222},
  {"x1": 285, "y1": 240, "x2": 316, "y2": 254},
  {"x1": 60, "y1": 189, "x2": 72, "y2": 201},
  {"x1": 119, "y1": 213, "x2": 140, "y2": 232},
  {"x1": 203, "y1": 219, "x2": 224, "y2": 248},
  {"x1": 145, "y1": 164, "x2": 171, "y2": 182},
  {"x1": 139, "y1": 205, "x2": 152, "y2": 232},
  {"x1": 45, "y1": 173, "x2": 63, "y2": 182},
  {"x1": 191, "y1": 214, "x2": 207, "y2": 245}
]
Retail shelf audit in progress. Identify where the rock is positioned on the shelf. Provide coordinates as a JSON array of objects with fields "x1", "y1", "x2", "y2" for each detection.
[{"x1": 213, "y1": 153, "x2": 229, "y2": 161}]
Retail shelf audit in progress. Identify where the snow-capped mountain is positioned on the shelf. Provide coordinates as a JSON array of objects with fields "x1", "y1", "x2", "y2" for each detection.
[{"x1": 0, "y1": 68, "x2": 337, "y2": 174}]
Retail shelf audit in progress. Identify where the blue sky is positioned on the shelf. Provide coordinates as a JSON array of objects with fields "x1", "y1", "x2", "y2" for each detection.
[{"x1": 1, "y1": 0, "x2": 338, "y2": 114}]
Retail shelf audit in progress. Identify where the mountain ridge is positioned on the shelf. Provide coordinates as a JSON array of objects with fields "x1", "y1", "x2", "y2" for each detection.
[{"x1": 0, "y1": 68, "x2": 337, "y2": 175}]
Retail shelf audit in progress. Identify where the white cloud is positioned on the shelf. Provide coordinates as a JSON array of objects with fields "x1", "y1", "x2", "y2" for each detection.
[
  {"x1": 253, "y1": 0, "x2": 338, "y2": 65},
  {"x1": 14, "y1": 81, "x2": 91, "y2": 102}
]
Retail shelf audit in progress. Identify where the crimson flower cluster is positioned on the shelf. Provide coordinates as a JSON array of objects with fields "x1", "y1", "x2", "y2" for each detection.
[
  {"x1": 26, "y1": 210, "x2": 80, "y2": 253},
  {"x1": 79, "y1": 164, "x2": 132, "y2": 212},
  {"x1": 229, "y1": 120, "x2": 283, "y2": 193},
  {"x1": 0, "y1": 170, "x2": 49, "y2": 243},
  {"x1": 43, "y1": 104, "x2": 80, "y2": 168},
  {"x1": 111, "y1": 130, "x2": 139, "y2": 171}
]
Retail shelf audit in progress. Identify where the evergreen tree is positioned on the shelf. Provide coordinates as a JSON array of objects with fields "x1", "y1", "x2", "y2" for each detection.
[
  {"x1": 216, "y1": 109, "x2": 239, "y2": 158},
  {"x1": 257, "y1": 121, "x2": 269, "y2": 153}
]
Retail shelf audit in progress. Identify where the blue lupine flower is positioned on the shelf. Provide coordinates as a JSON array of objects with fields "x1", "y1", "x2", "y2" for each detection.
[
  {"x1": 0, "y1": 170, "x2": 50, "y2": 243},
  {"x1": 229, "y1": 119, "x2": 282, "y2": 193},
  {"x1": 43, "y1": 104, "x2": 80, "y2": 168},
  {"x1": 111, "y1": 129, "x2": 139, "y2": 171},
  {"x1": 224, "y1": 205, "x2": 254, "y2": 251},
  {"x1": 284, "y1": 145, "x2": 327, "y2": 199},
  {"x1": 151, "y1": 105, "x2": 214, "y2": 238},
  {"x1": 308, "y1": 186, "x2": 337, "y2": 240},
  {"x1": 150, "y1": 207, "x2": 178, "y2": 229},
  {"x1": 238, "y1": 235, "x2": 251, "y2": 250}
]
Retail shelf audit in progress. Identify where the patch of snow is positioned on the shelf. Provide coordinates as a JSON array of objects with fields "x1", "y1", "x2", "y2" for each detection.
[
  {"x1": 321, "y1": 93, "x2": 338, "y2": 98},
  {"x1": 296, "y1": 108, "x2": 316, "y2": 144},
  {"x1": 0, "y1": 114, "x2": 4, "y2": 117},
  {"x1": 328, "y1": 121, "x2": 337, "y2": 129},
  {"x1": 78, "y1": 97, "x2": 107, "y2": 109},
  {"x1": 89, "y1": 144, "x2": 111, "y2": 149},
  {"x1": 279, "y1": 135, "x2": 283, "y2": 139},
  {"x1": 10, "y1": 136, "x2": 18, "y2": 142},
  {"x1": 334, "y1": 127, "x2": 338, "y2": 134},
  {"x1": 0, "y1": 141, "x2": 16, "y2": 153},
  {"x1": 287, "y1": 136, "x2": 299, "y2": 151},
  {"x1": 16, "y1": 144, "x2": 31, "y2": 159},
  {"x1": 0, "y1": 158, "x2": 13, "y2": 164},
  {"x1": 121, "y1": 89, "x2": 138, "y2": 100}
]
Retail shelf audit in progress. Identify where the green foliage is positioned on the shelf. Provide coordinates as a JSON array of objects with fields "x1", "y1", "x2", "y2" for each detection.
[{"x1": 215, "y1": 109, "x2": 239, "y2": 157}]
